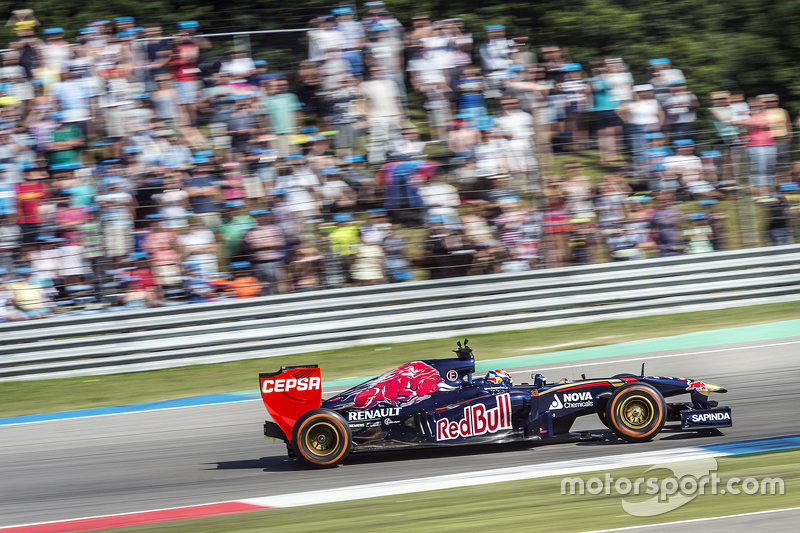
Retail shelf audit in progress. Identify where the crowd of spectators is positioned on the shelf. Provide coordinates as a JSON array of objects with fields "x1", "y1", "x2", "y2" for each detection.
[{"x1": 1, "y1": 5, "x2": 799, "y2": 322}]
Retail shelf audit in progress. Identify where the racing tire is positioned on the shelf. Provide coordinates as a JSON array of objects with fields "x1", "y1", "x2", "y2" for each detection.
[
  {"x1": 291, "y1": 409, "x2": 352, "y2": 468},
  {"x1": 605, "y1": 383, "x2": 666, "y2": 442}
]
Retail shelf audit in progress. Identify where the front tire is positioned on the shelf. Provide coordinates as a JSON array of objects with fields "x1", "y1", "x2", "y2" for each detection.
[
  {"x1": 291, "y1": 409, "x2": 352, "y2": 468},
  {"x1": 605, "y1": 383, "x2": 666, "y2": 442}
]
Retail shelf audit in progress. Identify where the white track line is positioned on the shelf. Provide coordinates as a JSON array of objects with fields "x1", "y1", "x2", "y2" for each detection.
[
  {"x1": 581, "y1": 506, "x2": 800, "y2": 532},
  {"x1": 241, "y1": 447, "x2": 726, "y2": 508},
  {"x1": 506, "y1": 339, "x2": 800, "y2": 375}
]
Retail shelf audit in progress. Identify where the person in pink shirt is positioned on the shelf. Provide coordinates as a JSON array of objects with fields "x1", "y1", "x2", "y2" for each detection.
[
  {"x1": 143, "y1": 216, "x2": 181, "y2": 287},
  {"x1": 741, "y1": 99, "x2": 776, "y2": 197}
]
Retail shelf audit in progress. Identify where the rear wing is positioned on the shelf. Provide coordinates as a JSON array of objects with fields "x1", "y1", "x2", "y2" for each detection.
[{"x1": 259, "y1": 366, "x2": 322, "y2": 441}]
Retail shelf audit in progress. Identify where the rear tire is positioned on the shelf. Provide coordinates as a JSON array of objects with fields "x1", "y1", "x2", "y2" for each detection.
[
  {"x1": 605, "y1": 383, "x2": 666, "y2": 442},
  {"x1": 291, "y1": 409, "x2": 352, "y2": 468}
]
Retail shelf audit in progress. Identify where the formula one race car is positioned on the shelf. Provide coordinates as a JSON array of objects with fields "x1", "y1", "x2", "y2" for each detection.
[{"x1": 259, "y1": 340, "x2": 732, "y2": 468}]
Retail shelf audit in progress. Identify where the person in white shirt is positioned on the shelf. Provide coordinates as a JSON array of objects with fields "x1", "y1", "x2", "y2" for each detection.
[
  {"x1": 220, "y1": 50, "x2": 256, "y2": 79},
  {"x1": 419, "y1": 171, "x2": 461, "y2": 228},
  {"x1": 334, "y1": 7, "x2": 365, "y2": 77},
  {"x1": 494, "y1": 97, "x2": 536, "y2": 190},
  {"x1": 479, "y1": 25, "x2": 514, "y2": 98},
  {"x1": 618, "y1": 84, "x2": 664, "y2": 175},
  {"x1": 663, "y1": 139, "x2": 718, "y2": 197},
  {"x1": 359, "y1": 65, "x2": 403, "y2": 164}
]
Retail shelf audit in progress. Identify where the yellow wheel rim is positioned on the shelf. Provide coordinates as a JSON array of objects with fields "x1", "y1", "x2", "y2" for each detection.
[
  {"x1": 619, "y1": 395, "x2": 654, "y2": 429},
  {"x1": 304, "y1": 421, "x2": 339, "y2": 457}
]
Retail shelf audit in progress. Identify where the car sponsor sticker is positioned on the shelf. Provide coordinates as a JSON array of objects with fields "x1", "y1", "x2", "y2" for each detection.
[
  {"x1": 261, "y1": 376, "x2": 321, "y2": 394},
  {"x1": 549, "y1": 391, "x2": 594, "y2": 410},
  {"x1": 691, "y1": 412, "x2": 731, "y2": 422},
  {"x1": 348, "y1": 407, "x2": 401, "y2": 421},
  {"x1": 446, "y1": 369, "x2": 459, "y2": 381},
  {"x1": 436, "y1": 393, "x2": 512, "y2": 441},
  {"x1": 686, "y1": 381, "x2": 708, "y2": 392}
]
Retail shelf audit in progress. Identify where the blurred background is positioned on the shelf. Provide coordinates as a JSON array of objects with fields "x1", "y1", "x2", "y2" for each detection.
[{"x1": 1, "y1": 0, "x2": 799, "y2": 320}]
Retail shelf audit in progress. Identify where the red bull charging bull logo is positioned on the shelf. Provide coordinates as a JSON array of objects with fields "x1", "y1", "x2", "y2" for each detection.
[
  {"x1": 338, "y1": 361, "x2": 451, "y2": 410},
  {"x1": 686, "y1": 381, "x2": 708, "y2": 392}
]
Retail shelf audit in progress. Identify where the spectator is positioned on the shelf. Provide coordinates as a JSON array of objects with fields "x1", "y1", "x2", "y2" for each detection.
[
  {"x1": 265, "y1": 79, "x2": 301, "y2": 156},
  {"x1": 350, "y1": 234, "x2": 385, "y2": 285},
  {"x1": 683, "y1": 213, "x2": 714, "y2": 254},
  {"x1": 707, "y1": 91, "x2": 742, "y2": 176},
  {"x1": 760, "y1": 94, "x2": 792, "y2": 181},
  {"x1": 651, "y1": 191, "x2": 684, "y2": 256},
  {"x1": 359, "y1": 65, "x2": 403, "y2": 164},
  {"x1": 479, "y1": 25, "x2": 514, "y2": 98},
  {"x1": 96, "y1": 177, "x2": 135, "y2": 268},
  {"x1": 143, "y1": 215, "x2": 181, "y2": 288},
  {"x1": 226, "y1": 261, "x2": 261, "y2": 299},
  {"x1": 15, "y1": 164, "x2": 49, "y2": 245},
  {"x1": 9, "y1": 266, "x2": 52, "y2": 318},
  {"x1": 619, "y1": 85, "x2": 664, "y2": 174},
  {"x1": 183, "y1": 161, "x2": 221, "y2": 228},
  {"x1": 740, "y1": 99, "x2": 777, "y2": 197},
  {"x1": 590, "y1": 62, "x2": 623, "y2": 164},
  {"x1": 216, "y1": 200, "x2": 256, "y2": 265},
  {"x1": 122, "y1": 252, "x2": 161, "y2": 308},
  {"x1": 242, "y1": 209, "x2": 287, "y2": 295},
  {"x1": 662, "y1": 82, "x2": 699, "y2": 142},
  {"x1": 334, "y1": 8, "x2": 365, "y2": 77},
  {"x1": 494, "y1": 96, "x2": 536, "y2": 191},
  {"x1": 170, "y1": 32, "x2": 201, "y2": 126},
  {"x1": 179, "y1": 216, "x2": 219, "y2": 280}
]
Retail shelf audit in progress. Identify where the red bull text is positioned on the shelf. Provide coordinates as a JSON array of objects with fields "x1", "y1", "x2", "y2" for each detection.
[{"x1": 436, "y1": 393, "x2": 512, "y2": 441}]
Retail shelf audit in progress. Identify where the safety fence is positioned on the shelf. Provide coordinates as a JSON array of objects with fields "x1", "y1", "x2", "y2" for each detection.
[{"x1": 1, "y1": 243, "x2": 798, "y2": 382}]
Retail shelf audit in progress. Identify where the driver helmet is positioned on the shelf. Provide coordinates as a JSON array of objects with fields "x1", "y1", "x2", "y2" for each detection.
[{"x1": 485, "y1": 369, "x2": 512, "y2": 387}]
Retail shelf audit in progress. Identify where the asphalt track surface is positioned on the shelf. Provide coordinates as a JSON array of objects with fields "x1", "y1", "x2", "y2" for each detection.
[{"x1": 2, "y1": 336, "x2": 799, "y2": 529}]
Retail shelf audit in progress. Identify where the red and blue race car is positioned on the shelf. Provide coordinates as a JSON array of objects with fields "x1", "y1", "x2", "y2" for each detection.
[{"x1": 260, "y1": 340, "x2": 731, "y2": 468}]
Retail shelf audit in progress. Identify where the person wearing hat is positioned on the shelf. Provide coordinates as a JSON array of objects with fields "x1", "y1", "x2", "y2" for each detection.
[
  {"x1": 333, "y1": 7, "x2": 365, "y2": 77},
  {"x1": 588, "y1": 61, "x2": 623, "y2": 164},
  {"x1": 225, "y1": 261, "x2": 261, "y2": 299},
  {"x1": 38, "y1": 27, "x2": 69, "y2": 86},
  {"x1": 682, "y1": 212, "x2": 714, "y2": 254},
  {"x1": 47, "y1": 107, "x2": 86, "y2": 167},
  {"x1": 708, "y1": 91, "x2": 740, "y2": 144},
  {"x1": 170, "y1": 30, "x2": 201, "y2": 126},
  {"x1": 121, "y1": 251, "x2": 162, "y2": 308},
  {"x1": 217, "y1": 199, "x2": 256, "y2": 265},
  {"x1": 8, "y1": 13, "x2": 41, "y2": 80},
  {"x1": 364, "y1": 20, "x2": 407, "y2": 114},
  {"x1": 479, "y1": 25, "x2": 514, "y2": 99},
  {"x1": 617, "y1": 84, "x2": 664, "y2": 174}
]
